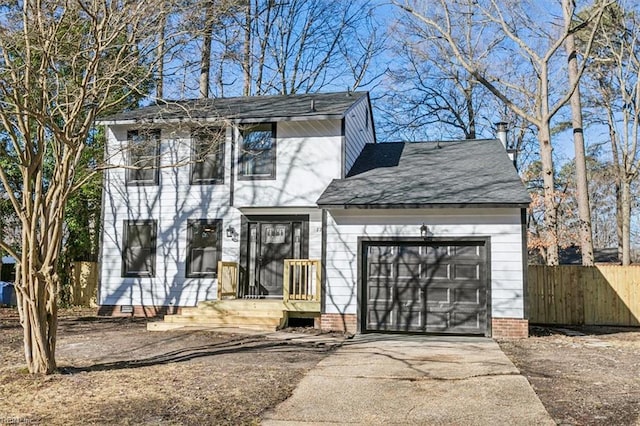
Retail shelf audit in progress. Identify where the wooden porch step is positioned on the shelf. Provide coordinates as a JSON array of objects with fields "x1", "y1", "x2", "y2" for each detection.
[
  {"x1": 148, "y1": 298, "x2": 319, "y2": 332},
  {"x1": 164, "y1": 314, "x2": 283, "y2": 327},
  {"x1": 197, "y1": 299, "x2": 286, "y2": 311},
  {"x1": 147, "y1": 322, "x2": 278, "y2": 333},
  {"x1": 148, "y1": 299, "x2": 288, "y2": 332},
  {"x1": 180, "y1": 307, "x2": 285, "y2": 318}
]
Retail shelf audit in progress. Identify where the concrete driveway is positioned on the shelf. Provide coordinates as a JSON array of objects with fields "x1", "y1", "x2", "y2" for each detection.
[{"x1": 262, "y1": 334, "x2": 554, "y2": 425}]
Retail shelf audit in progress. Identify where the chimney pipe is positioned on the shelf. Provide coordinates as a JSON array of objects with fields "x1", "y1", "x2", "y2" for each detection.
[{"x1": 495, "y1": 122, "x2": 508, "y2": 148}]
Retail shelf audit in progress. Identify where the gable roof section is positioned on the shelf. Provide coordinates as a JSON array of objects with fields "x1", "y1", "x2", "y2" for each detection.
[
  {"x1": 317, "y1": 139, "x2": 531, "y2": 208},
  {"x1": 97, "y1": 91, "x2": 368, "y2": 125}
]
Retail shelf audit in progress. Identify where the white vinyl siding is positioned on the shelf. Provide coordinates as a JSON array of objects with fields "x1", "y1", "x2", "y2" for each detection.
[
  {"x1": 233, "y1": 119, "x2": 342, "y2": 207},
  {"x1": 99, "y1": 120, "x2": 328, "y2": 307},
  {"x1": 100, "y1": 125, "x2": 238, "y2": 307},
  {"x1": 343, "y1": 97, "x2": 374, "y2": 176},
  {"x1": 324, "y1": 208, "x2": 525, "y2": 319}
]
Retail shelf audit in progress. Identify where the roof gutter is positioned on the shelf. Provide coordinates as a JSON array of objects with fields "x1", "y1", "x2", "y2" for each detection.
[
  {"x1": 317, "y1": 202, "x2": 531, "y2": 209},
  {"x1": 95, "y1": 113, "x2": 347, "y2": 127}
]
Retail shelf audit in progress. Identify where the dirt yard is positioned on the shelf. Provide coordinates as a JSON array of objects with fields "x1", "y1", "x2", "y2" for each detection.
[
  {"x1": 3, "y1": 309, "x2": 640, "y2": 425},
  {"x1": 0, "y1": 308, "x2": 341, "y2": 425},
  {"x1": 499, "y1": 325, "x2": 640, "y2": 426}
]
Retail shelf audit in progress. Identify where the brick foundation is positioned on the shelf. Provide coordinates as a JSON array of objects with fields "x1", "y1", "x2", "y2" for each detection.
[
  {"x1": 319, "y1": 313, "x2": 357, "y2": 334},
  {"x1": 98, "y1": 305, "x2": 182, "y2": 317},
  {"x1": 492, "y1": 318, "x2": 528, "y2": 338}
]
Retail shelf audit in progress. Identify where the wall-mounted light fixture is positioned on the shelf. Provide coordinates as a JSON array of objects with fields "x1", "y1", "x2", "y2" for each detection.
[
  {"x1": 226, "y1": 225, "x2": 238, "y2": 242},
  {"x1": 420, "y1": 223, "x2": 429, "y2": 239}
]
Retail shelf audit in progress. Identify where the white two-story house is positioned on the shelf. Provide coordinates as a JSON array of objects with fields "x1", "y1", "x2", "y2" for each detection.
[{"x1": 97, "y1": 91, "x2": 531, "y2": 338}]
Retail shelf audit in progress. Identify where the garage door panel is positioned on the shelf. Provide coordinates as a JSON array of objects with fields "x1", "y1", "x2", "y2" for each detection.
[
  {"x1": 397, "y1": 245, "x2": 422, "y2": 261},
  {"x1": 451, "y1": 245, "x2": 481, "y2": 258},
  {"x1": 367, "y1": 308, "x2": 394, "y2": 330},
  {"x1": 453, "y1": 287, "x2": 482, "y2": 305},
  {"x1": 364, "y1": 241, "x2": 487, "y2": 335},
  {"x1": 451, "y1": 311, "x2": 482, "y2": 330},
  {"x1": 396, "y1": 284, "x2": 422, "y2": 302},
  {"x1": 397, "y1": 262, "x2": 422, "y2": 279},
  {"x1": 425, "y1": 311, "x2": 450, "y2": 331},
  {"x1": 368, "y1": 245, "x2": 395, "y2": 259},
  {"x1": 422, "y1": 263, "x2": 450, "y2": 279},
  {"x1": 398, "y1": 308, "x2": 423, "y2": 331},
  {"x1": 367, "y1": 283, "x2": 393, "y2": 302},
  {"x1": 425, "y1": 286, "x2": 450, "y2": 304},
  {"x1": 453, "y1": 263, "x2": 481, "y2": 280},
  {"x1": 368, "y1": 262, "x2": 394, "y2": 278}
]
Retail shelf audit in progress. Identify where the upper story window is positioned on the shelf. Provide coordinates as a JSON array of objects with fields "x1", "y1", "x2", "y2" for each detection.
[
  {"x1": 191, "y1": 128, "x2": 225, "y2": 185},
  {"x1": 239, "y1": 123, "x2": 276, "y2": 180},
  {"x1": 126, "y1": 129, "x2": 160, "y2": 186},
  {"x1": 122, "y1": 220, "x2": 157, "y2": 277}
]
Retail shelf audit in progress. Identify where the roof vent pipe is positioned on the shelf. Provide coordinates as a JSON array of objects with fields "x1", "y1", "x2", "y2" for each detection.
[
  {"x1": 310, "y1": 99, "x2": 316, "y2": 112},
  {"x1": 495, "y1": 122, "x2": 508, "y2": 148}
]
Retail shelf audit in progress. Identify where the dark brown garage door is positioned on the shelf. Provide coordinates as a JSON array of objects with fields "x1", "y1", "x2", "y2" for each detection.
[{"x1": 364, "y1": 241, "x2": 488, "y2": 335}]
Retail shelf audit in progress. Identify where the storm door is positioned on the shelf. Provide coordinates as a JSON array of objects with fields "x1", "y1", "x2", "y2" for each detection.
[{"x1": 244, "y1": 217, "x2": 307, "y2": 298}]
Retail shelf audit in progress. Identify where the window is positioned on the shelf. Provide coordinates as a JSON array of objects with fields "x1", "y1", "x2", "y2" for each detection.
[
  {"x1": 126, "y1": 129, "x2": 160, "y2": 185},
  {"x1": 122, "y1": 220, "x2": 157, "y2": 277},
  {"x1": 186, "y1": 219, "x2": 222, "y2": 278},
  {"x1": 239, "y1": 123, "x2": 276, "y2": 179},
  {"x1": 191, "y1": 128, "x2": 225, "y2": 184}
]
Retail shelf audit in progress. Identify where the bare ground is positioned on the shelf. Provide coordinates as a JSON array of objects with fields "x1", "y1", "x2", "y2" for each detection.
[
  {"x1": 0, "y1": 307, "x2": 341, "y2": 425},
  {"x1": 4, "y1": 309, "x2": 640, "y2": 425},
  {"x1": 499, "y1": 325, "x2": 640, "y2": 426}
]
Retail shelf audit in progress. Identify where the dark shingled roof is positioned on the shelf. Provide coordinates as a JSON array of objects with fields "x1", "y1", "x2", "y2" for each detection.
[
  {"x1": 317, "y1": 139, "x2": 531, "y2": 208},
  {"x1": 97, "y1": 91, "x2": 367, "y2": 123}
]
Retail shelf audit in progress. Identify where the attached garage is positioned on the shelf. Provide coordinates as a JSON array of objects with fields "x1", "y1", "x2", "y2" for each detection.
[
  {"x1": 363, "y1": 239, "x2": 488, "y2": 335},
  {"x1": 317, "y1": 139, "x2": 531, "y2": 338}
]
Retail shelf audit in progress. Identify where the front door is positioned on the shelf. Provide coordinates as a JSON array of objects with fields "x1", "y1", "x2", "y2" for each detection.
[{"x1": 243, "y1": 216, "x2": 308, "y2": 298}]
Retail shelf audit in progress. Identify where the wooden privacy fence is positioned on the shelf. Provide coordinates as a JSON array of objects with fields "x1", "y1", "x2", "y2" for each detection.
[
  {"x1": 528, "y1": 265, "x2": 640, "y2": 326},
  {"x1": 70, "y1": 261, "x2": 98, "y2": 307}
]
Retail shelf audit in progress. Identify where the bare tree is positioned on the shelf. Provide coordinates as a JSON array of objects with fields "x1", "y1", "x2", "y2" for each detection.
[
  {"x1": 0, "y1": 0, "x2": 170, "y2": 374},
  {"x1": 382, "y1": 0, "x2": 499, "y2": 141},
  {"x1": 216, "y1": 0, "x2": 384, "y2": 96},
  {"x1": 395, "y1": 0, "x2": 609, "y2": 265},
  {"x1": 563, "y1": 0, "x2": 595, "y2": 265},
  {"x1": 585, "y1": 0, "x2": 640, "y2": 264}
]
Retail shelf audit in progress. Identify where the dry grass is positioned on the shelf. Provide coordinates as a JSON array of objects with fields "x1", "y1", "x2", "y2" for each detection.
[{"x1": 0, "y1": 308, "x2": 338, "y2": 425}]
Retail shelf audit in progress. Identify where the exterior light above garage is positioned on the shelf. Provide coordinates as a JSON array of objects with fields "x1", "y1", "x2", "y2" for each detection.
[{"x1": 420, "y1": 223, "x2": 429, "y2": 239}]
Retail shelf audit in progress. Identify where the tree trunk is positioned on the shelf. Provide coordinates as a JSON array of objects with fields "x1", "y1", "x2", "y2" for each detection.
[
  {"x1": 16, "y1": 254, "x2": 59, "y2": 374},
  {"x1": 538, "y1": 122, "x2": 559, "y2": 265},
  {"x1": 563, "y1": 0, "x2": 594, "y2": 266},
  {"x1": 199, "y1": 0, "x2": 214, "y2": 99},
  {"x1": 156, "y1": 7, "x2": 166, "y2": 99},
  {"x1": 465, "y1": 85, "x2": 476, "y2": 139},
  {"x1": 242, "y1": 1, "x2": 252, "y2": 96},
  {"x1": 621, "y1": 179, "x2": 631, "y2": 265}
]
